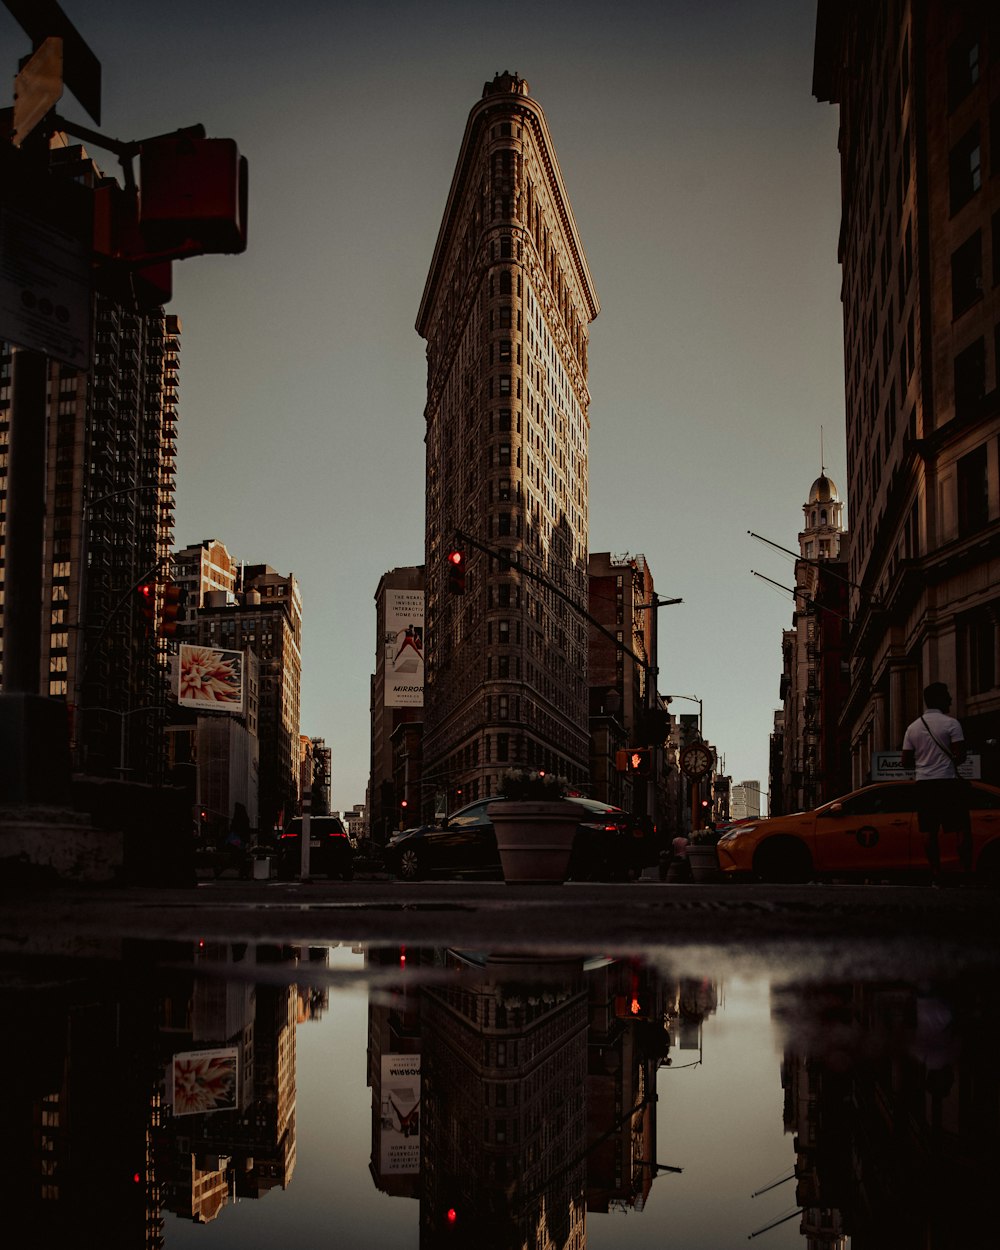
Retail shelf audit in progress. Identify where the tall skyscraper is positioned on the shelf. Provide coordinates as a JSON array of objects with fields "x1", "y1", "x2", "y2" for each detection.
[
  {"x1": 814, "y1": 2, "x2": 1000, "y2": 784},
  {"x1": 417, "y1": 73, "x2": 600, "y2": 811},
  {"x1": 0, "y1": 138, "x2": 179, "y2": 785}
]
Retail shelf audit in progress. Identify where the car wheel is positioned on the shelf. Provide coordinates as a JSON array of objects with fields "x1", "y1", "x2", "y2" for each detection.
[
  {"x1": 752, "y1": 837, "x2": 813, "y2": 884},
  {"x1": 398, "y1": 847, "x2": 423, "y2": 881}
]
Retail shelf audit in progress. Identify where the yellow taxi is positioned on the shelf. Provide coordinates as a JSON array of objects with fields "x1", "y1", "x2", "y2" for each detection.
[{"x1": 716, "y1": 780, "x2": 1000, "y2": 882}]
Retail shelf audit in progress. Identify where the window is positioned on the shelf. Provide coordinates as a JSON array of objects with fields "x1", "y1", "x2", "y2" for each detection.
[
  {"x1": 499, "y1": 306, "x2": 511, "y2": 328},
  {"x1": 962, "y1": 608, "x2": 997, "y2": 694},
  {"x1": 499, "y1": 442, "x2": 511, "y2": 466},
  {"x1": 498, "y1": 340, "x2": 511, "y2": 362},
  {"x1": 498, "y1": 695, "x2": 509, "y2": 720},
  {"x1": 993, "y1": 211, "x2": 1000, "y2": 287},
  {"x1": 499, "y1": 271, "x2": 512, "y2": 294},
  {"x1": 954, "y1": 338, "x2": 985, "y2": 417},
  {"x1": 499, "y1": 375, "x2": 511, "y2": 395},
  {"x1": 957, "y1": 443, "x2": 989, "y2": 536},
  {"x1": 951, "y1": 230, "x2": 982, "y2": 316},
  {"x1": 947, "y1": 32, "x2": 980, "y2": 111},
  {"x1": 949, "y1": 125, "x2": 982, "y2": 213},
  {"x1": 496, "y1": 734, "x2": 509, "y2": 762},
  {"x1": 497, "y1": 512, "x2": 511, "y2": 536}
]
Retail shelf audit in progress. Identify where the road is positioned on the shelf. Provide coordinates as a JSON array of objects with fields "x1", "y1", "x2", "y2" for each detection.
[{"x1": 2, "y1": 877, "x2": 998, "y2": 982}]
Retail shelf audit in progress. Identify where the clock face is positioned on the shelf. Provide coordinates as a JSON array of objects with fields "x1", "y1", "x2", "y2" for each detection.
[{"x1": 681, "y1": 744, "x2": 712, "y2": 778}]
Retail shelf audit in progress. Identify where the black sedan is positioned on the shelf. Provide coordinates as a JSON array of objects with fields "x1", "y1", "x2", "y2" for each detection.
[
  {"x1": 385, "y1": 796, "x2": 652, "y2": 881},
  {"x1": 276, "y1": 816, "x2": 355, "y2": 880}
]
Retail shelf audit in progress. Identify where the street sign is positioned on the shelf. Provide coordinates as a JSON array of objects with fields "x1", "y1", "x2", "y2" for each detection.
[
  {"x1": 871, "y1": 751, "x2": 981, "y2": 781},
  {"x1": 0, "y1": 203, "x2": 92, "y2": 367},
  {"x1": 3, "y1": 0, "x2": 101, "y2": 124},
  {"x1": 12, "y1": 36, "x2": 64, "y2": 147}
]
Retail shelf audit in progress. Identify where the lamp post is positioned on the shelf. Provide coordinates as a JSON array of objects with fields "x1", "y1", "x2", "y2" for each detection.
[
  {"x1": 664, "y1": 693, "x2": 703, "y2": 738},
  {"x1": 87, "y1": 704, "x2": 159, "y2": 780}
]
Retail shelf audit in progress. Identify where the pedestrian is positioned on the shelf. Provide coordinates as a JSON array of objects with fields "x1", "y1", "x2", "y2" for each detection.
[{"x1": 900, "y1": 682, "x2": 970, "y2": 884}]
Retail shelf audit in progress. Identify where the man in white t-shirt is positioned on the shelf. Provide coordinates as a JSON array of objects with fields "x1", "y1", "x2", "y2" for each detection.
[{"x1": 901, "y1": 682, "x2": 969, "y2": 881}]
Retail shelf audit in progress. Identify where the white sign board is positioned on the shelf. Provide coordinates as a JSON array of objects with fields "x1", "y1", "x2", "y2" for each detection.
[
  {"x1": 872, "y1": 751, "x2": 980, "y2": 781},
  {"x1": 0, "y1": 205, "x2": 92, "y2": 368},
  {"x1": 178, "y1": 644, "x2": 245, "y2": 712},
  {"x1": 380, "y1": 1052, "x2": 420, "y2": 1174},
  {"x1": 384, "y1": 589, "x2": 424, "y2": 708}
]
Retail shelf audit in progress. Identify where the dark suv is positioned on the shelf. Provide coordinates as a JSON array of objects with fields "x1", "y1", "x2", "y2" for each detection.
[{"x1": 277, "y1": 816, "x2": 354, "y2": 880}]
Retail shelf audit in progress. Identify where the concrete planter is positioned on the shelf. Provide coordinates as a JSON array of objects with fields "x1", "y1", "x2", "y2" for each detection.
[
  {"x1": 686, "y1": 841, "x2": 722, "y2": 883},
  {"x1": 488, "y1": 799, "x2": 581, "y2": 884}
]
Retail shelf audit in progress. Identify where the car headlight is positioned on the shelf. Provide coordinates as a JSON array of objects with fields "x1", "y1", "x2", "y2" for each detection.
[{"x1": 718, "y1": 825, "x2": 757, "y2": 843}]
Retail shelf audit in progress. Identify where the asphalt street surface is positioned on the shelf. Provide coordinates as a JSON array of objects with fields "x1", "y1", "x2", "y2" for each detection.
[{"x1": 3, "y1": 877, "x2": 998, "y2": 983}]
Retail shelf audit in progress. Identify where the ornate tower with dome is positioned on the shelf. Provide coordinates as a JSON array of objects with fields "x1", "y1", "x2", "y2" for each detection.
[{"x1": 776, "y1": 472, "x2": 851, "y2": 815}]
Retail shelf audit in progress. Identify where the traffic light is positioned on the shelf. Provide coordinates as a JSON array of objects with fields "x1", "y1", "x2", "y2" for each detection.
[
  {"x1": 136, "y1": 581, "x2": 156, "y2": 632},
  {"x1": 446, "y1": 549, "x2": 466, "y2": 594},
  {"x1": 157, "y1": 581, "x2": 186, "y2": 637},
  {"x1": 625, "y1": 748, "x2": 652, "y2": 777}
]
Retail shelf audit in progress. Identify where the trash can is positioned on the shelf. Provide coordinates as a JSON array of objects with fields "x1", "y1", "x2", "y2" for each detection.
[{"x1": 252, "y1": 852, "x2": 272, "y2": 881}]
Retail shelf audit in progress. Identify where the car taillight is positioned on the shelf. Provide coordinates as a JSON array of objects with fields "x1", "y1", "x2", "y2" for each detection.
[{"x1": 280, "y1": 831, "x2": 297, "y2": 840}]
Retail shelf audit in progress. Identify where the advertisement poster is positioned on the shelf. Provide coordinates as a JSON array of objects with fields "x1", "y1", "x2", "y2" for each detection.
[
  {"x1": 384, "y1": 589, "x2": 424, "y2": 708},
  {"x1": 380, "y1": 1053, "x2": 421, "y2": 1174},
  {"x1": 170, "y1": 1047, "x2": 240, "y2": 1116},
  {"x1": 178, "y1": 643, "x2": 245, "y2": 711}
]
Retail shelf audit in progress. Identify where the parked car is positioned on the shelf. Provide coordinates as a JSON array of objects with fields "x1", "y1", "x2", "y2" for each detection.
[
  {"x1": 276, "y1": 816, "x2": 354, "y2": 880},
  {"x1": 385, "y1": 796, "x2": 654, "y2": 881},
  {"x1": 716, "y1": 780, "x2": 1000, "y2": 882}
]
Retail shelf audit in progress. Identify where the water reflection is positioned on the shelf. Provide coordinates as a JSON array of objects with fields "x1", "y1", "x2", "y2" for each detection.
[{"x1": 0, "y1": 943, "x2": 995, "y2": 1248}]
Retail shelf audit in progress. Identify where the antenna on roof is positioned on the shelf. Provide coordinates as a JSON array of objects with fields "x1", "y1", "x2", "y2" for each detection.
[{"x1": 820, "y1": 425, "x2": 825, "y2": 476}]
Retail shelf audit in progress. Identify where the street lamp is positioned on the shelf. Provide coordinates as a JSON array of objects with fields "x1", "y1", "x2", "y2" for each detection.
[
  {"x1": 664, "y1": 693, "x2": 703, "y2": 737},
  {"x1": 87, "y1": 704, "x2": 159, "y2": 780}
]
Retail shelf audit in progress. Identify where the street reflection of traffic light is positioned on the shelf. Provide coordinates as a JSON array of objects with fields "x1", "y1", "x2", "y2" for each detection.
[{"x1": 446, "y1": 550, "x2": 466, "y2": 594}]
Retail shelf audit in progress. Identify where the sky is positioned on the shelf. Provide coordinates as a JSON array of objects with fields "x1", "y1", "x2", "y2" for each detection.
[{"x1": 1, "y1": 0, "x2": 846, "y2": 814}]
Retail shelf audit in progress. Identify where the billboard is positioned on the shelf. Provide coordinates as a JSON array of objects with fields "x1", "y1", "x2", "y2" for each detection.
[
  {"x1": 379, "y1": 1052, "x2": 421, "y2": 1174},
  {"x1": 170, "y1": 1046, "x2": 240, "y2": 1116},
  {"x1": 178, "y1": 643, "x2": 244, "y2": 711},
  {"x1": 384, "y1": 589, "x2": 424, "y2": 708}
]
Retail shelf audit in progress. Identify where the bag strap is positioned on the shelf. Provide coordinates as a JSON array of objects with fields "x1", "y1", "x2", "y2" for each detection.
[{"x1": 920, "y1": 715, "x2": 960, "y2": 778}]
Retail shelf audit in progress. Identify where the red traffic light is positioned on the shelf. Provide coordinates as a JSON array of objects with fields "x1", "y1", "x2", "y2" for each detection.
[
  {"x1": 446, "y1": 550, "x2": 466, "y2": 595},
  {"x1": 136, "y1": 581, "x2": 156, "y2": 631}
]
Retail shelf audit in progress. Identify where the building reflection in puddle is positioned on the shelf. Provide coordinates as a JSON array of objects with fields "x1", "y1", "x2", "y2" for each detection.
[{"x1": 0, "y1": 944, "x2": 996, "y2": 1248}]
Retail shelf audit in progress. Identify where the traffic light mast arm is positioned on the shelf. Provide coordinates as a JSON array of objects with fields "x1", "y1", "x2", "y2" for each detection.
[{"x1": 453, "y1": 529, "x2": 679, "y2": 678}]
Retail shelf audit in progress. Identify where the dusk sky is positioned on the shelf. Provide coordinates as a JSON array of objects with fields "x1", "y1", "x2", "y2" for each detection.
[{"x1": 2, "y1": 1, "x2": 846, "y2": 813}]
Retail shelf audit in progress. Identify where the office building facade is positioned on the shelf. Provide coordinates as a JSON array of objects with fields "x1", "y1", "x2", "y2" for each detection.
[
  {"x1": 0, "y1": 140, "x2": 179, "y2": 783},
  {"x1": 815, "y1": 1, "x2": 1000, "y2": 784},
  {"x1": 416, "y1": 73, "x2": 600, "y2": 813}
]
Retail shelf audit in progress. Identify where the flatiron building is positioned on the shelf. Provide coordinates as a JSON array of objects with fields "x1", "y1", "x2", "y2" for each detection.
[{"x1": 416, "y1": 72, "x2": 600, "y2": 812}]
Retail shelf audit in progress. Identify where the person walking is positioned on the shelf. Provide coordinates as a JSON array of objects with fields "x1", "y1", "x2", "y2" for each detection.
[{"x1": 900, "y1": 682, "x2": 970, "y2": 883}]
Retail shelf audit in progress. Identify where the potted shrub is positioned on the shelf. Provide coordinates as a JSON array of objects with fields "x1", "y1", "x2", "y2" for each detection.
[
  {"x1": 686, "y1": 824, "x2": 723, "y2": 883},
  {"x1": 488, "y1": 771, "x2": 583, "y2": 884}
]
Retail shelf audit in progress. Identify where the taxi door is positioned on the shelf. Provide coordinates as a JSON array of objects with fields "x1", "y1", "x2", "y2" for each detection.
[{"x1": 812, "y1": 784, "x2": 917, "y2": 874}]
